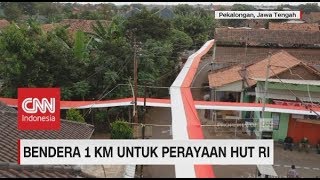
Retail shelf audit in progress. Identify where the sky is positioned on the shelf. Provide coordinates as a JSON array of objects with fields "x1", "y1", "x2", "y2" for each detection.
[{"x1": 67, "y1": 2, "x2": 320, "y2": 6}]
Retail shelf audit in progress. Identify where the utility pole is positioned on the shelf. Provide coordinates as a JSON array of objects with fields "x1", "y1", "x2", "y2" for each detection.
[
  {"x1": 140, "y1": 84, "x2": 147, "y2": 178},
  {"x1": 128, "y1": 79, "x2": 135, "y2": 123},
  {"x1": 133, "y1": 34, "x2": 139, "y2": 124},
  {"x1": 211, "y1": 44, "x2": 217, "y2": 131},
  {"x1": 262, "y1": 52, "x2": 272, "y2": 119}
]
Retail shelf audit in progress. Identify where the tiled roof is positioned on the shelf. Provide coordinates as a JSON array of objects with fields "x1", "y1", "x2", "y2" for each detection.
[
  {"x1": 0, "y1": 163, "x2": 94, "y2": 178},
  {"x1": 0, "y1": 103, "x2": 95, "y2": 178},
  {"x1": 302, "y1": 12, "x2": 320, "y2": 23},
  {"x1": 208, "y1": 65, "x2": 243, "y2": 88},
  {"x1": 60, "y1": 19, "x2": 110, "y2": 34},
  {"x1": 0, "y1": 19, "x2": 10, "y2": 29},
  {"x1": 0, "y1": 102, "x2": 16, "y2": 113},
  {"x1": 269, "y1": 22, "x2": 319, "y2": 31},
  {"x1": 41, "y1": 19, "x2": 110, "y2": 35},
  {"x1": 0, "y1": 109, "x2": 94, "y2": 163},
  {"x1": 208, "y1": 51, "x2": 306, "y2": 88},
  {"x1": 41, "y1": 23, "x2": 58, "y2": 32},
  {"x1": 213, "y1": 46, "x2": 320, "y2": 70},
  {"x1": 215, "y1": 28, "x2": 320, "y2": 47}
]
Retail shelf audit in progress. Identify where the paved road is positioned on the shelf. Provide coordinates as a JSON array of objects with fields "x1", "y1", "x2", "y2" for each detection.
[{"x1": 137, "y1": 107, "x2": 175, "y2": 178}]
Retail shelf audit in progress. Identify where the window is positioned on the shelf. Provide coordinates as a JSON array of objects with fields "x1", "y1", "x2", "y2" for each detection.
[{"x1": 272, "y1": 113, "x2": 280, "y2": 130}]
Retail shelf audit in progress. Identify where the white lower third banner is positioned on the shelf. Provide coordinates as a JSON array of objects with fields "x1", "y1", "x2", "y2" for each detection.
[{"x1": 19, "y1": 139, "x2": 273, "y2": 165}]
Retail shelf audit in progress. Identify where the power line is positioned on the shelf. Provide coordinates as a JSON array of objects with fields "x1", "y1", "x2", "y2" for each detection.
[{"x1": 269, "y1": 68, "x2": 320, "y2": 118}]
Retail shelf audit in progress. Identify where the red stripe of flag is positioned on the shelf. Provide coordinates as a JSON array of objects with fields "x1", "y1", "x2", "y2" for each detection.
[{"x1": 17, "y1": 139, "x2": 20, "y2": 165}]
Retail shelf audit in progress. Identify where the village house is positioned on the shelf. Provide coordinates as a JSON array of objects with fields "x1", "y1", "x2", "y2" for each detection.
[
  {"x1": 207, "y1": 22, "x2": 320, "y2": 143},
  {"x1": 254, "y1": 78, "x2": 320, "y2": 144},
  {"x1": 208, "y1": 50, "x2": 320, "y2": 120},
  {"x1": 41, "y1": 19, "x2": 110, "y2": 41}
]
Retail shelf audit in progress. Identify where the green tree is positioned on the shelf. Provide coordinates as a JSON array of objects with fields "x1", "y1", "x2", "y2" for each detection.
[
  {"x1": 173, "y1": 11, "x2": 215, "y2": 47},
  {"x1": 220, "y1": 4, "x2": 255, "y2": 27},
  {"x1": 110, "y1": 119, "x2": 133, "y2": 139},
  {"x1": 18, "y1": 2, "x2": 37, "y2": 16},
  {"x1": 0, "y1": 21, "x2": 88, "y2": 98},
  {"x1": 126, "y1": 8, "x2": 172, "y2": 42},
  {"x1": 35, "y1": 2, "x2": 62, "y2": 23},
  {"x1": 66, "y1": 108, "x2": 85, "y2": 122},
  {"x1": 2, "y1": 3, "x2": 22, "y2": 21},
  {"x1": 138, "y1": 39, "x2": 174, "y2": 86},
  {"x1": 73, "y1": 80, "x2": 90, "y2": 100},
  {"x1": 99, "y1": 3, "x2": 117, "y2": 20},
  {"x1": 167, "y1": 29, "x2": 193, "y2": 52},
  {"x1": 298, "y1": 3, "x2": 320, "y2": 13},
  {"x1": 174, "y1": 4, "x2": 194, "y2": 16}
]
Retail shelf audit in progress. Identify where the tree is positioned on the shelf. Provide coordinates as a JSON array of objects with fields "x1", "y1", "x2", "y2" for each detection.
[
  {"x1": 166, "y1": 29, "x2": 193, "y2": 57},
  {"x1": 73, "y1": 80, "x2": 90, "y2": 100},
  {"x1": 17, "y1": 2, "x2": 37, "y2": 16},
  {"x1": 298, "y1": 3, "x2": 320, "y2": 13},
  {"x1": 137, "y1": 39, "x2": 174, "y2": 90},
  {"x1": 220, "y1": 4, "x2": 255, "y2": 27},
  {"x1": 174, "y1": 4, "x2": 194, "y2": 16},
  {"x1": 126, "y1": 8, "x2": 172, "y2": 42},
  {"x1": 66, "y1": 108, "x2": 85, "y2": 122},
  {"x1": 173, "y1": 11, "x2": 215, "y2": 47},
  {"x1": 35, "y1": 2, "x2": 63, "y2": 23},
  {"x1": 0, "y1": 21, "x2": 88, "y2": 98},
  {"x1": 99, "y1": 3, "x2": 117, "y2": 20},
  {"x1": 2, "y1": 3, "x2": 22, "y2": 21},
  {"x1": 110, "y1": 119, "x2": 133, "y2": 139}
]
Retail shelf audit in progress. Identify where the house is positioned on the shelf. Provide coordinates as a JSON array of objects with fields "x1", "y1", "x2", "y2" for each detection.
[
  {"x1": 214, "y1": 27, "x2": 320, "y2": 48},
  {"x1": 41, "y1": 19, "x2": 110, "y2": 38},
  {"x1": 0, "y1": 19, "x2": 9, "y2": 29},
  {"x1": 154, "y1": 7, "x2": 175, "y2": 20},
  {"x1": 208, "y1": 51, "x2": 320, "y2": 125},
  {"x1": 254, "y1": 78, "x2": 320, "y2": 144},
  {"x1": 302, "y1": 12, "x2": 320, "y2": 24},
  {"x1": 269, "y1": 22, "x2": 319, "y2": 31}
]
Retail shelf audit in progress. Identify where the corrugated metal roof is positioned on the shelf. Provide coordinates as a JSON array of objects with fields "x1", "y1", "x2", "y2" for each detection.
[{"x1": 254, "y1": 78, "x2": 320, "y2": 86}]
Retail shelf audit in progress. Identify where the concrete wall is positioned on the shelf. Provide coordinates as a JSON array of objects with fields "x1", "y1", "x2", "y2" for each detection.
[
  {"x1": 253, "y1": 99, "x2": 289, "y2": 141},
  {"x1": 272, "y1": 113, "x2": 289, "y2": 141}
]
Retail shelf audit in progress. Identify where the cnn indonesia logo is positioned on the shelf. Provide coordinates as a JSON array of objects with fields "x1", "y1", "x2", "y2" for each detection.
[{"x1": 18, "y1": 88, "x2": 60, "y2": 130}]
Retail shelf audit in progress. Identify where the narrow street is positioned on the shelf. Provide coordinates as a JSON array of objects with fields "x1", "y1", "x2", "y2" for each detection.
[
  {"x1": 144, "y1": 51, "x2": 320, "y2": 178},
  {"x1": 137, "y1": 107, "x2": 175, "y2": 178}
]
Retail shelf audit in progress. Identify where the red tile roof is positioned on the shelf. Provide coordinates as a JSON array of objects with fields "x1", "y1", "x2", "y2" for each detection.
[
  {"x1": 208, "y1": 51, "x2": 313, "y2": 88},
  {"x1": 41, "y1": 19, "x2": 110, "y2": 36},
  {"x1": 41, "y1": 23, "x2": 57, "y2": 32},
  {"x1": 60, "y1": 19, "x2": 110, "y2": 34},
  {"x1": 215, "y1": 28, "x2": 320, "y2": 47},
  {"x1": 302, "y1": 12, "x2": 320, "y2": 23},
  {"x1": 0, "y1": 19, "x2": 10, "y2": 29},
  {"x1": 269, "y1": 22, "x2": 319, "y2": 31}
]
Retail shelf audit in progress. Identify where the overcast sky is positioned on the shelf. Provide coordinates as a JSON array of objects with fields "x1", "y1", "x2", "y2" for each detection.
[{"x1": 67, "y1": 2, "x2": 319, "y2": 6}]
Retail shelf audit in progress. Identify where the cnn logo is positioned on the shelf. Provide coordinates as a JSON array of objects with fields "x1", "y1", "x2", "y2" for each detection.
[
  {"x1": 18, "y1": 88, "x2": 60, "y2": 130},
  {"x1": 22, "y1": 98, "x2": 55, "y2": 114}
]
